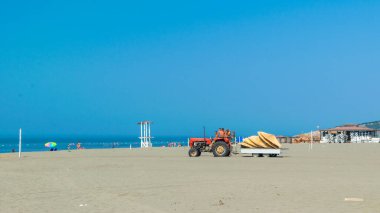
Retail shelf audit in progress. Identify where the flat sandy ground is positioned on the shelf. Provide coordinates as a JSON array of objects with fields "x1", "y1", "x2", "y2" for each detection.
[{"x1": 1, "y1": 144, "x2": 379, "y2": 213}]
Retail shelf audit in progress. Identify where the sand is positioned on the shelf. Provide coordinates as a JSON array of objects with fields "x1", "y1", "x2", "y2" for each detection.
[{"x1": 1, "y1": 144, "x2": 379, "y2": 213}]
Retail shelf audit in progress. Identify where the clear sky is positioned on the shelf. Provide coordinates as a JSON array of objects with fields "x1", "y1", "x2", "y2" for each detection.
[{"x1": 1, "y1": 0, "x2": 379, "y2": 137}]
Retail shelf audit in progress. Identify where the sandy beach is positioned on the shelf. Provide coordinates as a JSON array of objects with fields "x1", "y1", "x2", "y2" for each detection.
[{"x1": 1, "y1": 144, "x2": 379, "y2": 213}]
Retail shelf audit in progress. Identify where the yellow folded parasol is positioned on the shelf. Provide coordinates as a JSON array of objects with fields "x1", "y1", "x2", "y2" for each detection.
[{"x1": 258, "y1": 132, "x2": 281, "y2": 149}]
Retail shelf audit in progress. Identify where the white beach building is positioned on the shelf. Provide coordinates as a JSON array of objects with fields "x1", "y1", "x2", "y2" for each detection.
[{"x1": 320, "y1": 124, "x2": 379, "y2": 143}]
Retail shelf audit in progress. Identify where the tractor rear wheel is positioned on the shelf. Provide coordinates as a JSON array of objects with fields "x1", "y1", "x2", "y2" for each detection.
[
  {"x1": 212, "y1": 141, "x2": 230, "y2": 157},
  {"x1": 188, "y1": 147, "x2": 201, "y2": 157}
]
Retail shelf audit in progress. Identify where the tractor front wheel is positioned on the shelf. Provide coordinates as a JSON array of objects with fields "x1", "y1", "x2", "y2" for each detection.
[
  {"x1": 212, "y1": 141, "x2": 230, "y2": 157},
  {"x1": 188, "y1": 147, "x2": 201, "y2": 157}
]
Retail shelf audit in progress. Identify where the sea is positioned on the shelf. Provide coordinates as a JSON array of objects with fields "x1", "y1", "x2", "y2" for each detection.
[{"x1": 0, "y1": 136, "x2": 189, "y2": 154}]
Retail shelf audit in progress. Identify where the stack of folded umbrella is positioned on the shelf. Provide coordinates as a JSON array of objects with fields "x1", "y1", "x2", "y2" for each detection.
[{"x1": 241, "y1": 131, "x2": 281, "y2": 149}]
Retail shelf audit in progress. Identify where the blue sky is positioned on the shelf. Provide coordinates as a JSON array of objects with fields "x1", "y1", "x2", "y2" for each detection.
[{"x1": 1, "y1": 0, "x2": 379, "y2": 137}]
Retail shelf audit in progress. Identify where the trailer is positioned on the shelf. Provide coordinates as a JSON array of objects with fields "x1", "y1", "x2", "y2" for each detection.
[
  {"x1": 232, "y1": 144, "x2": 281, "y2": 157},
  {"x1": 240, "y1": 148, "x2": 280, "y2": 157}
]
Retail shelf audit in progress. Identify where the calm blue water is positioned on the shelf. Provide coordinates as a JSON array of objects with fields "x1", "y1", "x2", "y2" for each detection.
[{"x1": 0, "y1": 136, "x2": 189, "y2": 153}]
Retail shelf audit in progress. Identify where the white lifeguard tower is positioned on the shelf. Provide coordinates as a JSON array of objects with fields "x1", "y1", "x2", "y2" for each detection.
[{"x1": 138, "y1": 121, "x2": 153, "y2": 148}]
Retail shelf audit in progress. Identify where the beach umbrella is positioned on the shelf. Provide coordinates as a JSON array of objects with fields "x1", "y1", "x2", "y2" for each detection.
[{"x1": 45, "y1": 142, "x2": 57, "y2": 148}]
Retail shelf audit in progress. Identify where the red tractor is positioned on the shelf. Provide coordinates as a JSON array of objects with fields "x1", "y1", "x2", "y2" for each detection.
[{"x1": 188, "y1": 128, "x2": 234, "y2": 157}]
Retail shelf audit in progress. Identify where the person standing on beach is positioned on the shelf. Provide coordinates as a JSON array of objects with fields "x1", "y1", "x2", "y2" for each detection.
[{"x1": 76, "y1": 142, "x2": 81, "y2": 150}]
